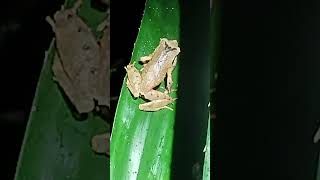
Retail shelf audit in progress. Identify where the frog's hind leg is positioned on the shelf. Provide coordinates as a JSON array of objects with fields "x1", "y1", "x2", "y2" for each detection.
[
  {"x1": 142, "y1": 89, "x2": 172, "y2": 101},
  {"x1": 139, "y1": 99, "x2": 175, "y2": 111},
  {"x1": 125, "y1": 63, "x2": 141, "y2": 98},
  {"x1": 126, "y1": 79, "x2": 140, "y2": 98}
]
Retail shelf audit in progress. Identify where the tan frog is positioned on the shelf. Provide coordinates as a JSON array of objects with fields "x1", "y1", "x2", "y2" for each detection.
[
  {"x1": 46, "y1": 0, "x2": 109, "y2": 113},
  {"x1": 125, "y1": 38, "x2": 180, "y2": 111}
]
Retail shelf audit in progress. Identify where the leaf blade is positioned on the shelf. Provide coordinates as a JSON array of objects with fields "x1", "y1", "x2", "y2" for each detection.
[{"x1": 110, "y1": 0, "x2": 180, "y2": 179}]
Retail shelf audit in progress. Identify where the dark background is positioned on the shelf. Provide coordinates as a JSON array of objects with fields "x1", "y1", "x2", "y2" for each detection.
[
  {"x1": 109, "y1": 0, "x2": 145, "y2": 116},
  {"x1": 0, "y1": 0, "x2": 64, "y2": 179},
  {"x1": 214, "y1": 0, "x2": 320, "y2": 180},
  {"x1": 0, "y1": 0, "x2": 144, "y2": 179}
]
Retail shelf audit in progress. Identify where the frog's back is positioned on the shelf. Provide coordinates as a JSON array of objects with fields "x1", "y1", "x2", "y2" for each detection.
[
  {"x1": 142, "y1": 67, "x2": 165, "y2": 87},
  {"x1": 140, "y1": 38, "x2": 180, "y2": 91},
  {"x1": 140, "y1": 63, "x2": 169, "y2": 94}
]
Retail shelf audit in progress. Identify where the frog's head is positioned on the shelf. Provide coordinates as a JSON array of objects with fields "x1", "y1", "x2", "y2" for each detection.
[{"x1": 53, "y1": 9, "x2": 77, "y2": 28}]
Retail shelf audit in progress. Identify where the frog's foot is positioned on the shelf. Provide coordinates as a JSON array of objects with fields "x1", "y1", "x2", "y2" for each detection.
[
  {"x1": 139, "y1": 99, "x2": 175, "y2": 111},
  {"x1": 91, "y1": 132, "x2": 110, "y2": 155}
]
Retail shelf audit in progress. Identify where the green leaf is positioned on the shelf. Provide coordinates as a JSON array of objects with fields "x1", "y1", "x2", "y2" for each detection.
[
  {"x1": 110, "y1": 0, "x2": 180, "y2": 179},
  {"x1": 14, "y1": 0, "x2": 109, "y2": 180},
  {"x1": 111, "y1": 0, "x2": 211, "y2": 178},
  {"x1": 202, "y1": 115, "x2": 210, "y2": 180}
]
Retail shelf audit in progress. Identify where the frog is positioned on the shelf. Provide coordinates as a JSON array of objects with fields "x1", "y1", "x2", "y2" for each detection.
[
  {"x1": 125, "y1": 38, "x2": 180, "y2": 111},
  {"x1": 46, "y1": 0, "x2": 109, "y2": 113}
]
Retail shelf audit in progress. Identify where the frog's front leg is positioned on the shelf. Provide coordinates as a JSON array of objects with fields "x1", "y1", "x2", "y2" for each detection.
[
  {"x1": 125, "y1": 63, "x2": 141, "y2": 98},
  {"x1": 71, "y1": 0, "x2": 83, "y2": 12},
  {"x1": 45, "y1": 16, "x2": 56, "y2": 32},
  {"x1": 140, "y1": 55, "x2": 153, "y2": 64},
  {"x1": 166, "y1": 57, "x2": 177, "y2": 93},
  {"x1": 97, "y1": 15, "x2": 109, "y2": 32},
  {"x1": 139, "y1": 39, "x2": 164, "y2": 64},
  {"x1": 97, "y1": 20, "x2": 107, "y2": 32}
]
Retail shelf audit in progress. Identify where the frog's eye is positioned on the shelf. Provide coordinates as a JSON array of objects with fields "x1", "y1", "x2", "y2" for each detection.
[
  {"x1": 67, "y1": 14, "x2": 73, "y2": 20},
  {"x1": 82, "y1": 43, "x2": 90, "y2": 50},
  {"x1": 90, "y1": 68, "x2": 98, "y2": 75}
]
